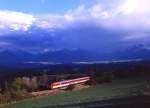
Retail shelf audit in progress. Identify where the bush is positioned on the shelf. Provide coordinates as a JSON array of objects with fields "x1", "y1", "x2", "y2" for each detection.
[
  {"x1": 0, "y1": 77, "x2": 31, "y2": 105},
  {"x1": 65, "y1": 85, "x2": 75, "y2": 91}
]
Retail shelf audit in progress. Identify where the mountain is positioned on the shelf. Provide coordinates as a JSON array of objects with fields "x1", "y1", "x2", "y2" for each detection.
[
  {"x1": 0, "y1": 49, "x2": 103, "y2": 64},
  {"x1": 111, "y1": 45, "x2": 150, "y2": 60},
  {"x1": 0, "y1": 45, "x2": 150, "y2": 65}
]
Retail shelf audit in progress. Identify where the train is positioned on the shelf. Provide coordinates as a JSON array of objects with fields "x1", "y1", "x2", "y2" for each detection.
[{"x1": 49, "y1": 76, "x2": 91, "y2": 89}]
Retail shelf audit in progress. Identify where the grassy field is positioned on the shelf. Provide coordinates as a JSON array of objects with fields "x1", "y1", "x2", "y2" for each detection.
[{"x1": 1, "y1": 77, "x2": 149, "y2": 108}]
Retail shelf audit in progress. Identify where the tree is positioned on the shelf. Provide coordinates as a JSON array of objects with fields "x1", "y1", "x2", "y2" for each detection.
[
  {"x1": 12, "y1": 77, "x2": 23, "y2": 90},
  {"x1": 22, "y1": 77, "x2": 31, "y2": 91},
  {"x1": 30, "y1": 76, "x2": 38, "y2": 91},
  {"x1": 103, "y1": 72, "x2": 113, "y2": 83},
  {"x1": 11, "y1": 77, "x2": 24, "y2": 100},
  {"x1": 2, "y1": 81, "x2": 12, "y2": 103},
  {"x1": 39, "y1": 74, "x2": 48, "y2": 90},
  {"x1": 133, "y1": 65, "x2": 146, "y2": 76},
  {"x1": 115, "y1": 68, "x2": 127, "y2": 79}
]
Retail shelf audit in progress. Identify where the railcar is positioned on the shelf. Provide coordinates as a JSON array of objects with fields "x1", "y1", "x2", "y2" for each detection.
[{"x1": 50, "y1": 76, "x2": 91, "y2": 89}]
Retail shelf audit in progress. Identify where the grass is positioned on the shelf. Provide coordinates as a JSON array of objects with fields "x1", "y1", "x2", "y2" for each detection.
[{"x1": 1, "y1": 77, "x2": 148, "y2": 108}]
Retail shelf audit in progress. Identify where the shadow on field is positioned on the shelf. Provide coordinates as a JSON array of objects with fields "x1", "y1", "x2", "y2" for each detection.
[{"x1": 35, "y1": 96, "x2": 150, "y2": 108}]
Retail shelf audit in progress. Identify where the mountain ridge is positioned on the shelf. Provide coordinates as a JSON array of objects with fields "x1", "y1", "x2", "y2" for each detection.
[{"x1": 0, "y1": 45, "x2": 150, "y2": 65}]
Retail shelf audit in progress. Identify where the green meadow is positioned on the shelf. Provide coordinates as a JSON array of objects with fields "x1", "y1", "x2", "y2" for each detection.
[{"x1": 2, "y1": 77, "x2": 148, "y2": 108}]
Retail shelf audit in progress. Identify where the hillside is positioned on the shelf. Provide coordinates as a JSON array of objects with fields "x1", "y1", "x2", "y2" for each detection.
[{"x1": 2, "y1": 77, "x2": 149, "y2": 108}]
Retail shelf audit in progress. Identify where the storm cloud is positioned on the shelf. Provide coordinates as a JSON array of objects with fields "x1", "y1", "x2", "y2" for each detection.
[{"x1": 0, "y1": 0, "x2": 150, "y2": 52}]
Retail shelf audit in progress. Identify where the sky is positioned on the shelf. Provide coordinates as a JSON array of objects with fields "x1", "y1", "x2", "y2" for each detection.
[
  {"x1": 0, "y1": 0, "x2": 150, "y2": 52},
  {"x1": 0, "y1": 0, "x2": 95, "y2": 13}
]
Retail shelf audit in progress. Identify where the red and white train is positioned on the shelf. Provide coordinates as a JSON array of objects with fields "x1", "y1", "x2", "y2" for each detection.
[{"x1": 50, "y1": 76, "x2": 91, "y2": 89}]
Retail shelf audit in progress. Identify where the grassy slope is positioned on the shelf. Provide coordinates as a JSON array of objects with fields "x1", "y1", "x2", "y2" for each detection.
[{"x1": 1, "y1": 77, "x2": 148, "y2": 108}]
